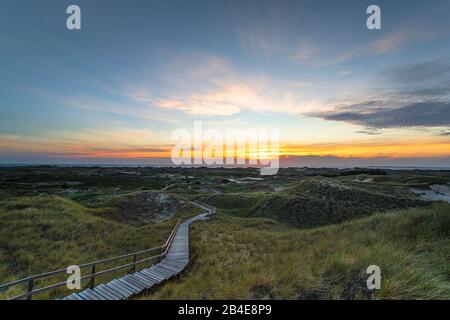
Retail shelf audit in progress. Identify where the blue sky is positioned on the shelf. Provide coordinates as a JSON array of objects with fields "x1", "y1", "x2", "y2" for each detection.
[{"x1": 1, "y1": 0, "x2": 450, "y2": 165}]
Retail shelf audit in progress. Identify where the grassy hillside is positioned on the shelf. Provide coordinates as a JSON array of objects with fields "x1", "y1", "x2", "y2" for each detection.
[
  {"x1": 144, "y1": 203, "x2": 450, "y2": 299},
  {"x1": 0, "y1": 168, "x2": 448, "y2": 300},
  {"x1": 0, "y1": 195, "x2": 200, "y2": 299},
  {"x1": 203, "y1": 177, "x2": 425, "y2": 228},
  {"x1": 201, "y1": 192, "x2": 266, "y2": 215}
]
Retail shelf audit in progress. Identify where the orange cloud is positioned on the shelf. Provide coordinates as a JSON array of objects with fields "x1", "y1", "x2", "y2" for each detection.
[
  {"x1": 2, "y1": 133, "x2": 450, "y2": 160},
  {"x1": 281, "y1": 138, "x2": 450, "y2": 158}
]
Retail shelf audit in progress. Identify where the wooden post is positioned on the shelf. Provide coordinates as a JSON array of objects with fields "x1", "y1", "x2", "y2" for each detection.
[
  {"x1": 89, "y1": 264, "x2": 96, "y2": 289},
  {"x1": 132, "y1": 254, "x2": 137, "y2": 273},
  {"x1": 27, "y1": 279, "x2": 34, "y2": 300}
]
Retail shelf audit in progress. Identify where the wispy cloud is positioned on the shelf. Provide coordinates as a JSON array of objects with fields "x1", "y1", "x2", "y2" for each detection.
[
  {"x1": 372, "y1": 31, "x2": 423, "y2": 54},
  {"x1": 127, "y1": 52, "x2": 323, "y2": 116},
  {"x1": 310, "y1": 58, "x2": 450, "y2": 133},
  {"x1": 230, "y1": 0, "x2": 305, "y2": 58},
  {"x1": 36, "y1": 89, "x2": 183, "y2": 125},
  {"x1": 384, "y1": 58, "x2": 450, "y2": 84},
  {"x1": 280, "y1": 138, "x2": 450, "y2": 158},
  {"x1": 0, "y1": 127, "x2": 171, "y2": 158},
  {"x1": 291, "y1": 40, "x2": 320, "y2": 64},
  {"x1": 313, "y1": 101, "x2": 450, "y2": 128}
]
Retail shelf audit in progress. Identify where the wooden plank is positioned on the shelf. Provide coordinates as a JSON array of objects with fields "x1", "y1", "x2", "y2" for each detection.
[
  {"x1": 85, "y1": 288, "x2": 107, "y2": 300},
  {"x1": 139, "y1": 273, "x2": 160, "y2": 286},
  {"x1": 114, "y1": 278, "x2": 139, "y2": 294},
  {"x1": 164, "y1": 258, "x2": 186, "y2": 265},
  {"x1": 122, "y1": 275, "x2": 147, "y2": 291},
  {"x1": 131, "y1": 274, "x2": 154, "y2": 288},
  {"x1": 73, "y1": 293, "x2": 85, "y2": 300},
  {"x1": 167, "y1": 252, "x2": 188, "y2": 256},
  {"x1": 140, "y1": 268, "x2": 161, "y2": 280},
  {"x1": 109, "y1": 280, "x2": 134, "y2": 296},
  {"x1": 141, "y1": 269, "x2": 164, "y2": 283},
  {"x1": 64, "y1": 293, "x2": 82, "y2": 300},
  {"x1": 152, "y1": 266, "x2": 175, "y2": 278},
  {"x1": 167, "y1": 251, "x2": 188, "y2": 256},
  {"x1": 145, "y1": 267, "x2": 170, "y2": 280},
  {"x1": 73, "y1": 291, "x2": 88, "y2": 300},
  {"x1": 162, "y1": 259, "x2": 186, "y2": 269},
  {"x1": 116, "y1": 278, "x2": 140, "y2": 294},
  {"x1": 133, "y1": 273, "x2": 156, "y2": 287},
  {"x1": 157, "y1": 263, "x2": 180, "y2": 273},
  {"x1": 166, "y1": 261, "x2": 185, "y2": 271},
  {"x1": 95, "y1": 285, "x2": 120, "y2": 300},
  {"x1": 125, "y1": 274, "x2": 149, "y2": 288},
  {"x1": 166, "y1": 261, "x2": 187, "y2": 269},
  {"x1": 151, "y1": 265, "x2": 174, "y2": 276},
  {"x1": 98, "y1": 284, "x2": 123, "y2": 300},
  {"x1": 103, "y1": 283, "x2": 129, "y2": 299},
  {"x1": 166, "y1": 255, "x2": 189, "y2": 261},
  {"x1": 77, "y1": 290, "x2": 95, "y2": 300},
  {"x1": 147, "y1": 265, "x2": 172, "y2": 277}
]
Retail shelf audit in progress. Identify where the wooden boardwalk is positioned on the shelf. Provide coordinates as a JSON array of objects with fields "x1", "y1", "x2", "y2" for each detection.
[{"x1": 63, "y1": 204, "x2": 214, "y2": 300}]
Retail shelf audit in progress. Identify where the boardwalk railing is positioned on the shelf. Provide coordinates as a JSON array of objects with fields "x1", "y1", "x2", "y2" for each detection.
[{"x1": 0, "y1": 218, "x2": 181, "y2": 300}]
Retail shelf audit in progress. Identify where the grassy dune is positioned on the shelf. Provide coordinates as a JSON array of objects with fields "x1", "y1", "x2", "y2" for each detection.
[
  {"x1": 0, "y1": 168, "x2": 448, "y2": 300},
  {"x1": 0, "y1": 195, "x2": 200, "y2": 299},
  {"x1": 144, "y1": 204, "x2": 450, "y2": 299},
  {"x1": 203, "y1": 177, "x2": 425, "y2": 228}
]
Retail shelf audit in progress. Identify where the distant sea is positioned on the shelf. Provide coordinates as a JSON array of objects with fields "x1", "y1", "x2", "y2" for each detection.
[{"x1": 367, "y1": 166, "x2": 450, "y2": 171}]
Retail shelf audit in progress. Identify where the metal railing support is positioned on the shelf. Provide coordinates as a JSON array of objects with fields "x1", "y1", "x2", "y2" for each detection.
[
  {"x1": 27, "y1": 279, "x2": 34, "y2": 300},
  {"x1": 131, "y1": 254, "x2": 137, "y2": 273},
  {"x1": 89, "y1": 264, "x2": 96, "y2": 289}
]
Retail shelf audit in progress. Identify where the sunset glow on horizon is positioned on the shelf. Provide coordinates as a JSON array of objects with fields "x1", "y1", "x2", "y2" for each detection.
[{"x1": 1, "y1": 1, "x2": 450, "y2": 167}]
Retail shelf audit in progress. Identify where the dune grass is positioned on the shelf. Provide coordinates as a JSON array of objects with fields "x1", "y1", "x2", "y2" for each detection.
[
  {"x1": 143, "y1": 203, "x2": 450, "y2": 300},
  {"x1": 0, "y1": 195, "x2": 200, "y2": 299},
  {"x1": 203, "y1": 177, "x2": 426, "y2": 228}
]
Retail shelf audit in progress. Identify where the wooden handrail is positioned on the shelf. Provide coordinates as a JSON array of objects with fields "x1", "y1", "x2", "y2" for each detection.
[
  {"x1": 0, "y1": 218, "x2": 181, "y2": 300},
  {"x1": 163, "y1": 219, "x2": 181, "y2": 256}
]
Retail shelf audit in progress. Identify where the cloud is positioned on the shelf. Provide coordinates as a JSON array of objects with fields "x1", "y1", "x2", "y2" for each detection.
[
  {"x1": 355, "y1": 129, "x2": 380, "y2": 135},
  {"x1": 0, "y1": 127, "x2": 171, "y2": 158},
  {"x1": 384, "y1": 58, "x2": 450, "y2": 84},
  {"x1": 372, "y1": 31, "x2": 425, "y2": 54},
  {"x1": 61, "y1": 128, "x2": 155, "y2": 146},
  {"x1": 230, "y1": 0, "x2": 304, "y2": 58},
  {"x1": 128, "y1": 53, "x2": 322, "y2": 116},
  {"x1": 291, "y1": 41, "x2": 320, "y2": 63},
  {"x1": 155, "y1": 85, "x2": 254, "y2": 116},
  {"x1": 311, "y1": 59, "x2": 450, "y2": 131},
  {"x1": 314, "y1": 101, "x2": 450, "y2": 128},
  {"x1": 337, "y1": 69, "x2": 352, "y2": 76},
  {"x1": 36, "y1": 51, "x2": 321, "y2": 118},
  {"x1": 280, "y1": 138, "x2": 450, "y2": 158},
  {"x1": 154, "y1": 82, "x2": 322, "y2": 116}
]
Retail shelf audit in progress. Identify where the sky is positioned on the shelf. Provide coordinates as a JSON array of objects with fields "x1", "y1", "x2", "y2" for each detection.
[{"x1": 1, "y1": 0, "x2": 450, "y2": 166}]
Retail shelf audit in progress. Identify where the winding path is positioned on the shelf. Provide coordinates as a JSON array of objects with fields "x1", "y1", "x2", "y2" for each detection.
[{"x1": 63, "y1": 202, "x2": 214, "y2": 300}]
